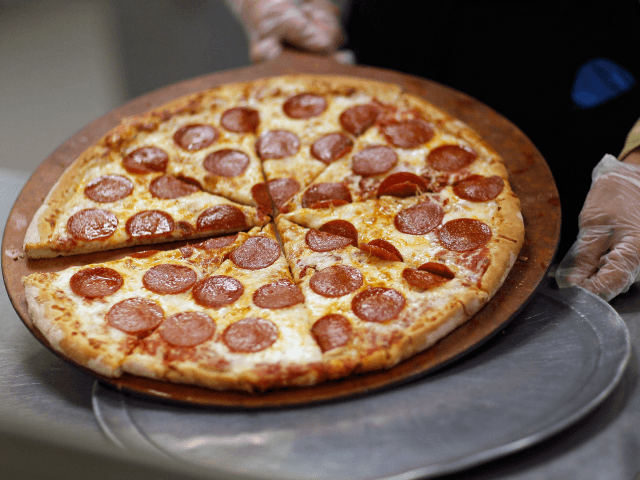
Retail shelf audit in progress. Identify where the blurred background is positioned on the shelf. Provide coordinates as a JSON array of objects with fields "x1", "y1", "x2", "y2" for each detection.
[{"x1": 0, "y1": 0, "x2": 252, "y2": 174}]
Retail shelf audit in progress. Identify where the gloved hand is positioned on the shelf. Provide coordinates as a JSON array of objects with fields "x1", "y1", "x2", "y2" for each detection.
[
  {"x1": 556, "y1": 154, "x2": 640, "y2": 301},
  {"x1": 226, "y1": 0, "x2": 344, "y2": 63}
]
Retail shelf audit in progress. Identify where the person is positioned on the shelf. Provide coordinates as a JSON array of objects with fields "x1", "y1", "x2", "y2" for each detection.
[{"x1": 224, "y1": 0, "x2": 640, "y2": 301}]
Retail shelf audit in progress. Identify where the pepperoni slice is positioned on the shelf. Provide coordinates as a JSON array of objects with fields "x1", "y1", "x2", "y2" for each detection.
[
  {"x1": 122, "y1": 147, "x2": 169, "y2": 174},
  {"x1": 177, "y1": 221, "x2": 195, "y2": 235},
  {"x1": 267, "y1": 178, "x2": 300, "y2": 209},
  {"x1": 427, "y1": 145, "x2": 478, "y2": 171},
  {"x1": 309, "y1": 265, "x2": 363, "y2": 298},
  {"x1": 230, "y1": 236, "x2": 281, "y2": 270},
  {"x1": 377, "y1": 172, "x2": 427, "y2": 198},
  {"x1": 253, "y1": 279, "x2": 304, "y2": 309},
  {"x1": 394, "y1": 202, "x2": 444, "y2": 235},
  {"x1": 438, "y1": 218, "x2": 492, "y2": 252},
  {"x1": 340, "y1": 103, "x2": 380, "y2": 136},
  {"x1": 453, "y1": 175, "x2": 504, "y2": 202},
  {"x1": 192, "y1": 275, "x2": 244, "y2": 308},
  {"x1": 352, "y1": 287, "x2": 405, "y2": 323},
  {"x1": 283, "y1": 93, "x2": 327, "y2": 119},
  {"x1": 126, "y1": 210, "x2": 175, "y2": 238},
  {"x1": 203, "y1": 149, "x2": 250, "y2": 177},
  {"x1": 402, "y1": 268, "x2": 450, "y2": 290},
  {"x1": 418, "y1": 262, "x2": 455, "y2": 279},
  {"x1": 70, "y1": 267, "x2": 123, "y2": 298},
  {"x1": 106, "y1": 298, "x2": 164, "y2": 336},
  {"x1": 256, "y1": 130, "x2": 300, "y2": 159},
  {"x1": 220, "y1": 107, "x2": 260, "y2": 133},
  {"x1": 352, "y1": 146, "x2": 398, "y2": 177},
  {"x1": 223, "y1": 317, "x2": 278, "y2": 353},
  {"x1": 311, "y1": 133, "x2": 354, "y2": 164},
  {"x1": 149, "y1": 175, "x2": 200, "y2": 199},
  {"x1": 250, "y1": 183, "x2": 273, "y2": 217},
  {"x1": 67, "y1": 209, "x2": 118, "y2": 241},
  {"x1": 382, "y1": 119, "x2": 433, "y2": 148},
  {"x1": 194, "y1": 234, "x2": 238, "y2": 250},
  {"x1": 320, "y1": 220, "x2": 358, "y2": 246},
  {"x1": 359, "y1": 239, "x2": 403, "y2": 261},
  {"x1": 305, "y1": 229, "x2": 353, "y2": 252},
  {"x1": 84, "y1": 175, "x2": 133, "y2": 203},
  {"x1": 301, "y1": 183, "x2": 352, "y2": 209},
  {"x1": 173, "y1": 124, "x2": 218, "y2": 151},
  {"x1": 311, "y1": 314, "x2": 353, "y2": 352},
  {"x1": 143, "y1": 264, "x2": 197, "y2": 294},
  {"x1": 159, "y1": 312, "x2": 215, "y2": 347},
  {"x1": 196, "y1": 205, "x2": 248, "y2": 232}
]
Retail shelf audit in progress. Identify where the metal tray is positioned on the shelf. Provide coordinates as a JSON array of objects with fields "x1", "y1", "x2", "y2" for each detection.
[{"x1": 92, "y1": 276, "x2": 630, "y2": 479}]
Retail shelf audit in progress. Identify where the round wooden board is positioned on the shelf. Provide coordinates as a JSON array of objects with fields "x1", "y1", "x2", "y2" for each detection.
[{"x1": 2, "y1": 51, "x2": 560, "y2": 408}]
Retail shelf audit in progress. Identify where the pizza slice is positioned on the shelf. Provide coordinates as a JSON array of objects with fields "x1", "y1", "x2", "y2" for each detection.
[
  {"x1": 276, "y1": 217, "x2": 489, "y2": 375},
  {"x1": 23, "y1": 153, "x2": 268, "y2": 258},
  {"x1": 23, "y1": 82, "x2": 279, "y2": 259},
  {"x1": 280, "y1": 92, "x2": 507, "y2": 213},
  {"x1": 121, "y1": 224, "x2": 324, "y2": 392},
  {"x1": 281, "y1": 182, "x2": 524, "y2": 297},
  {"x1": 22, "y1": 230, "x2": 252, "y2": 377},
  {"x1": 249, "y1": 76, "x2": 406, "y2": 213},
  {"x1": 121, "y1": 88, "x2": 271, "y2": 208}
]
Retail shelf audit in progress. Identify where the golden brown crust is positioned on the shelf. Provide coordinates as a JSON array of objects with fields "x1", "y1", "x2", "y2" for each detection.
[
  {"x1": 351, "y1": 286, "x2": 487, "y2": 374},
  {"x1": 478, "y1": 185, "x2": 525, "y2": 296},
  {"x1": 24, "y1": 145, "x2": 108, "y2": 250}
]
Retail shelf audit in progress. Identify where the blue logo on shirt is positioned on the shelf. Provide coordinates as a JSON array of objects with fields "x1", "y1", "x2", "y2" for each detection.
[{"x1": 571, "y1": 58, "x2": 635, "y2": 108}]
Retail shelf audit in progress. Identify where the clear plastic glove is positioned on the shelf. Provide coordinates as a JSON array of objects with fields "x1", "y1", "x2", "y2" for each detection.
[
  {"x1": 556, "y1": 154, "x2": 640, "y2": 301},
  {"x1": 226, "y1": 0, "x2": 344, "y2": 63}
]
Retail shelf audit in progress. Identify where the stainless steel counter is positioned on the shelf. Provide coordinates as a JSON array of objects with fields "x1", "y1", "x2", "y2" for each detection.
[{"x1": 2, "y1": 167, "x2": 640, "y2": 480}]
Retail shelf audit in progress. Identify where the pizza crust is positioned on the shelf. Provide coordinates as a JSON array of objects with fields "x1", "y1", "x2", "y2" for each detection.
[
  {"x1": 24, "y1": 144, "x2": 109, "y2": 253},
  {"x1": 24, "y1": 273, "x2": 131, "y2": 377}
]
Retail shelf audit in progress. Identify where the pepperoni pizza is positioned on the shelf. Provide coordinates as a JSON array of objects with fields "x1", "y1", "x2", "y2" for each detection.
[{"x1": 22, "y1": 75, "x2": 524, "y2": 392}]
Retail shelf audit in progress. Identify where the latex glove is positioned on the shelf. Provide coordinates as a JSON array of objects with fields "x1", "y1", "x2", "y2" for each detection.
[
  {"x1": 226, "y1": 0, "x2": 344, "y2": 63},
  {"x1": 556, "y1": 154, "x2": 640, "y2": 301}
]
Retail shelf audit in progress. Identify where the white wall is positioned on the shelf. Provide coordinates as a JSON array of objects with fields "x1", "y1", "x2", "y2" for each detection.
[{"x1": 0, "y1": 0, "x2": 250, "y2": 173}]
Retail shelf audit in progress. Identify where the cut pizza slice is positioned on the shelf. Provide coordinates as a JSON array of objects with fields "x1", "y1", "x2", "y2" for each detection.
[
  {"x1": 122, "y1": 224, "x2": 324, "y2": 392},
  {"x1": 276, "y1": 217, "x2": 489, "y2": 375},
  {"x1": 123, "y1": 118, "x2": 268, "y2": 209},
  {"x1": 23, "y1": 153, "x2": 269, "y2": 258},
  {"x1": 249, "y1": 76, "x2": 406, "y2": 213},
  {"x1": 22, "y1": 230, "x2": 252, "y2": 377},
  {"x1": 101, "y1": 82, "x2": 268, "y2": 208},
  {"x1": 280, "y1": 184, "x2": 524, "y2": 297},
  {"x1": 280, "y1": 92, "x2": 508, "y2": 212}
]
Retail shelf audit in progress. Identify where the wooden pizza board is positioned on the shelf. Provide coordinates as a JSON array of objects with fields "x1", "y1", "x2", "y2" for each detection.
[{"x1": 1, "y1": 51, "x2": 561, "y2": 408}]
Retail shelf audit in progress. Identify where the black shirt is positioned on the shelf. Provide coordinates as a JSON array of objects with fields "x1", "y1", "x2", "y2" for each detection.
[{"x1": 345, "y1": 0, "x2": 640, "y2": 255}]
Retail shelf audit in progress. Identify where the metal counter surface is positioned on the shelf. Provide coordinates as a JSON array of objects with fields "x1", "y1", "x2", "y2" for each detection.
[{"x1": 2, "y1": 168, "x2": 640, "y2": 480}]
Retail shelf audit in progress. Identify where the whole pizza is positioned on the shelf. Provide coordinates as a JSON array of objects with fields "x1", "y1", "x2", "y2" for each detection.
[{"x1": 22, "y1": 75, "x2": 524, "y2": 393}]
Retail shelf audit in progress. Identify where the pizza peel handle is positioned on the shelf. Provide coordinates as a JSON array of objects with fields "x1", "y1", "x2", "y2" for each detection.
[
  {"x1": 254, "y1": 48, "x2": 347, "y2": 75},
  {"x1": 1, "y1": 54, "x2": 560, "y2": 407}
]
